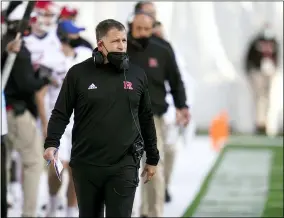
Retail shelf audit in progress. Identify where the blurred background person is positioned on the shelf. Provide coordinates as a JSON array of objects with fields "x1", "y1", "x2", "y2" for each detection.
[
  {"x1": 127, "y1": 11, "x2": 190, "y2": 217},
  {"x1": 4, "y1": 0, "x2": 64, "y2": 212},
  {"x1": 131, "y1": 2, "x2": 191, "y2": 217},
  {"x1": 134, "y1": 1, "x2": 156, "y2": 22},
  {"x1": 133, "y1": 1, "x2": 190, "y2": 129},
  {"x1": 152, "y1": 20, "x2": 195, "y2": 203},
  {"x1": 57, "y1": 20, "x2": 93, "y2": 50},
  {"x1": 24, "y1": 0, "x2": 63, "y2": 140},
  {"x1": 45, "y1": 20, "x2": 92, "y2": 218},
  {"x1": 57, "y1": 5, "x2": 93, "y2": 50},
  {"x1": 134, "y1": 1, "x2": 177, "y2": 64},
  {"x1": 245, "y1": 22, "x2": 280, "y2": 135},
  {"x1": 1, "y1": 2, "x2": 31, "y2": 210},
  {"x1": 1, "y1": 3, "x2": 53, "y2": 216}
]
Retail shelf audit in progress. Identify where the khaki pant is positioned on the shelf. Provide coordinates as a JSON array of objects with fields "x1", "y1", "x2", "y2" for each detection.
[
  {"x1": 140, "y1": 116, "x2": 177, "y2": 217},
  {"x1": 6, "y1": 110, "x2": 43, "y2": 217},
  {"x1": 163, "y1": 124, "x2": 177, "y2": 188},
  {"x1": 249, "y1": 69, "x2": 274, "y2": 127}
]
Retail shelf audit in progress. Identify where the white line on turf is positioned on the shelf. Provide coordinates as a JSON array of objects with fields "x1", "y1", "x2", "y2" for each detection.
[{"x1": 193, "y1": 149, "x2": 273, "y2": 217}]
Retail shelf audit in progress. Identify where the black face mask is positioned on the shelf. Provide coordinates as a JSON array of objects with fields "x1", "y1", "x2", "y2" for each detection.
[
  {"x1": 107, "y1": 52, "x2": 129, "y2": 71},
  {"x1": 69, "y1": 38, "x2": 82, "y2": 48},
  {"x1": 134, "y1": 37, "x2": 150, "y2": 49},
  {"x1": 102, "y1": 44, "x2": 129, "y2": 71}
]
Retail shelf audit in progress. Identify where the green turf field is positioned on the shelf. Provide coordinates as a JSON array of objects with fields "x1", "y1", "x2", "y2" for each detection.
[{"x1": 183, "y1": 136, "x2": 283, "y2": 217}]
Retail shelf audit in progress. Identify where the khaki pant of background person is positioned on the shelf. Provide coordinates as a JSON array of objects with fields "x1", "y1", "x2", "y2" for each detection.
[
  {"x1": 140, "y1": 116, "x2": 166, "y2": 217},
  {"x1": 6, "y1": 110, "x2": 44, "y2": 217},
  {"x1": 163, "y1": 126, "x2": 177, "y2": 191},
  {"x1": 249, "y1": 69, "x2": 274, "y2": 129}
]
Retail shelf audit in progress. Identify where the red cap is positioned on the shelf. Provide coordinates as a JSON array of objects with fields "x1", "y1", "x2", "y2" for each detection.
[
  {"x1": 60, "y1": 6, "x2": 78, "y2": 18},
  {"x1": 34, "y1": 1, "x2": 60, "y2": 14},
  {"x1": 35, "y1": 1, "x2": 53, "y2": 10}
]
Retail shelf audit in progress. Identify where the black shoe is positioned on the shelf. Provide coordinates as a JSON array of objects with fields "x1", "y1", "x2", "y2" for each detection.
[
  {"x1": 256, "y1": 125, "x2": 266, "y2": 135},
  {"x1": 41, "y1": 204, "x2": 47, "y2": 210},
  {"x1": 165, "y1": 188, "x2": 171, "y2": 203},
  {"x1": 141, "y1": 215, "x2": 148, "y2": 218},
  {"x1": 7, "y1": 202, "x2": 12, "y2": 208}
]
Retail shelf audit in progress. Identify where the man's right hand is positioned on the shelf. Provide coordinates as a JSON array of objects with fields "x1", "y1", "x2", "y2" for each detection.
[
  {"x1": 43, "y1": 147, "x2": 58, "y2": 164},
  {"x1": 176, "y1": 108, "x2": 191, "y2": 127},
  {"x1": 6, "y1": 38, "x2": 22, "y2": 53}
]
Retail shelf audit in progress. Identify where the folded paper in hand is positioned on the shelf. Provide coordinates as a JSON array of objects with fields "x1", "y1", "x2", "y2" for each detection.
[{"x1": 54, "y1": 158, "x2": 63, "y2": 182}]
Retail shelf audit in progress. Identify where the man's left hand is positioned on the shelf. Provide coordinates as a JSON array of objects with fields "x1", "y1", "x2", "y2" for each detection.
[{"x1": 176, "y1": 107, "x2": 191, "y2": 127}]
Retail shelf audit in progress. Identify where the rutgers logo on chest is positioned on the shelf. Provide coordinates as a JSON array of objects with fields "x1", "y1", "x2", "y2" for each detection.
[
  {"x1": 123, "y1": 81, "x2": 133, "y2": 90},
  {"x1": 148, "y1": 57, "x2": 159, "y2": 68}
]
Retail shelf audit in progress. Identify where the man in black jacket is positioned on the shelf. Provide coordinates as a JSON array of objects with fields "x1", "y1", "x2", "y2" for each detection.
[
  {"x1": 133, "y1": 0, "x2": 190, "y2": 124},
  {"x1": 127, "y1": 11, "x2": 190, "y2": 217},
  {"x1": 134, "y1": 1, "x2": 178, "y2": 62},
  {"x1": 43, "y1": 19, "x2": 159, "y2": 217},
  {"x1": 1, "y1": 20, "x2": 51, "y2": 217}
]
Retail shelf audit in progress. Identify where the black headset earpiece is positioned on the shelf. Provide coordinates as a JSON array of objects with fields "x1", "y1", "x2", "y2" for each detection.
[
  {"x1": 92, "y1": 49, "x2": 104, "y2": 65},
  {"x1": 121, "y1": 55, "x2": 130, "y2": 71}
]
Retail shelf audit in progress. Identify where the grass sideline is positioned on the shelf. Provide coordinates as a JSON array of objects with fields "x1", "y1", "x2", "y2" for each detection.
[{"x1": 183, "y1": 136, "x2": 283, "y2": 217}]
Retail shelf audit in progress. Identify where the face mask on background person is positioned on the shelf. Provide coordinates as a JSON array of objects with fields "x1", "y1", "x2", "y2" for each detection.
[
  {"x1": 133, "y1": 36, "x2": 150, "y2": 49},
  {"x1": 129, "y1": 13, "x2": 154, "y2": 50},
  {"x1": 69, "y1": 38, "x2": 82, "y2": 48}
]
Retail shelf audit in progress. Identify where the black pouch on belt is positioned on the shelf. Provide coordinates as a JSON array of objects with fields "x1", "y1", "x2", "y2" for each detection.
[
  {"x1": 130, "y1": 137, "x2": 144, "y2": 166},
  {"x1": 12, "y1": 102, "x2": 26, "y2": 116}
]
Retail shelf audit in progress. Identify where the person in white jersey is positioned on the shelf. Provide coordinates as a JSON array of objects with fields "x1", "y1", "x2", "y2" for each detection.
[
  {"x1": 23, "y1": 1, "x2": 65, "y2": 139},
  {"x1": 46, "y1": 20, "x2": 92, "y2": 217}
]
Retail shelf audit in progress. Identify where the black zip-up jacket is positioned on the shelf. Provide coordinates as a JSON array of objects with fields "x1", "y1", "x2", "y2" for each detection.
[
  {"x1": 44, "y1": 57, "x2": 159, "y2": 167},
  {"x1": 1, "y1": 40, "x2": 49, "y2": 118},
  {"x1": 127, "y1": 34, "x2": 188, "y2": 116}
]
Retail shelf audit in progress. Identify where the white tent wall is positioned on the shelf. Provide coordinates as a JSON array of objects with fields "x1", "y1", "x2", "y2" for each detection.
[
  {"x1": 2, "y1": 1, "x2": 282, "y2": 133},
  {"x1": 54, "y1": 1, "x2": 284, "y2": 134}
]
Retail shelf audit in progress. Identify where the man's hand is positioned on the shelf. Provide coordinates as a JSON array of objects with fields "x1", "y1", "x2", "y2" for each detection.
[
  {"x1": 50, "y1": 78, "x2": 60, "y2": 88},
  {"x1": 43, "y1": 147, "x2": 58, "y2": 165},
  {"x1": 176, "y1": 107, "x2": 191, "y2": 127},
  {"x1": 141, "y1": 164, "x2": 157, "y2": 184},
  {"x1": 6, "y1": 38, "x2": 22, "y2": 53}
]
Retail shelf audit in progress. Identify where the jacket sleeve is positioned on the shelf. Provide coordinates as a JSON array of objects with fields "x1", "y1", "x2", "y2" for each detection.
[
  {"x1": 2, "y1": 49, "x2": 49, "y2": 94},
  {"x1": 164, "y1": 45, "x2": 188, "y2": 109},
  {"x1": 138, "y1": 72, "x2": 160, "y2": 166},
  {"x1": 44, "y1": 66, "x2": 77, "y2": 149}
]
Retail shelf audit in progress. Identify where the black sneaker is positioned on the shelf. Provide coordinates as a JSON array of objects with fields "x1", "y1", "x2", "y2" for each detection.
[{"x1": 165, "y1": 188, "x2": 171, "y2": 203}]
